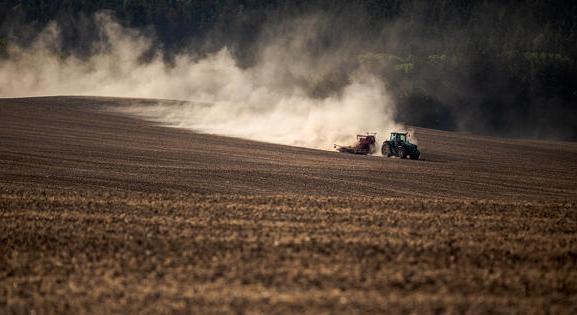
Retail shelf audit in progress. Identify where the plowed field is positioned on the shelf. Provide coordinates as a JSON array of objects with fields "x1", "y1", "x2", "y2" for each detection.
[{"x1": 1, "y1": 97, "x2": 576, "y2": 314}]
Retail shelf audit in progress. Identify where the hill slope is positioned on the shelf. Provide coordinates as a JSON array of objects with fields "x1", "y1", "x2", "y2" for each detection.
[{"x1": 1, "y1": 96, "x2": 576, "y2": 200}]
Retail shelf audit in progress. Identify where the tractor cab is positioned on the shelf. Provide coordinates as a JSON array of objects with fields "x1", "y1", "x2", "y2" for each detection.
[{"x1": 390, "y1": 132, "x2": 408, "y2": 144}]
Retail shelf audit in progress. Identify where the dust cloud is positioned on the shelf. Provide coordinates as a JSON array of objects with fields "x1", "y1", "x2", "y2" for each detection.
[{"x1": 0, "y1": 13, "x2": 401, "y2": 150}]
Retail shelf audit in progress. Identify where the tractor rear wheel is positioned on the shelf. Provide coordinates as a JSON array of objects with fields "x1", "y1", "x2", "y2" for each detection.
[{"x1": 381, "y1": 143, "x2": 392, "y2": 157}]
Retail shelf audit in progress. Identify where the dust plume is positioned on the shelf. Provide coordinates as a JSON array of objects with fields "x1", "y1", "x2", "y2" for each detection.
[{"x1": 0, "y1": 13, "x2": 401, "y2": 150}]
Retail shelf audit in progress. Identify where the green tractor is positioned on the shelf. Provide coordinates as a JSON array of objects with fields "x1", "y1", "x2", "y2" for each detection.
[{"x1": 382, "y1": 132, "x2": 420, "y2": 160}]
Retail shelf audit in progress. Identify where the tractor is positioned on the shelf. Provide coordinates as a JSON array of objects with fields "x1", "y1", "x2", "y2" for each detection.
[
  {"x1": 382, "y1": 132, "x2": 420, "y2": 159},
  {"x1": 334, "y1": 134, "x2": 377, "y2": 155}
]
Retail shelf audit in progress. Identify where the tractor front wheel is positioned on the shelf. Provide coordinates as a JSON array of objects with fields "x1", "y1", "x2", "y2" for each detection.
[{"x1": 399, "y1": 149, "x2": 406, "y2": 159}]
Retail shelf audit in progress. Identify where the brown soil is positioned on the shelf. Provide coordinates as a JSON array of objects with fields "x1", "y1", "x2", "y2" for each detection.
[{"x1": 1, "y1": 96, "x2": 576, "y2": 314}]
